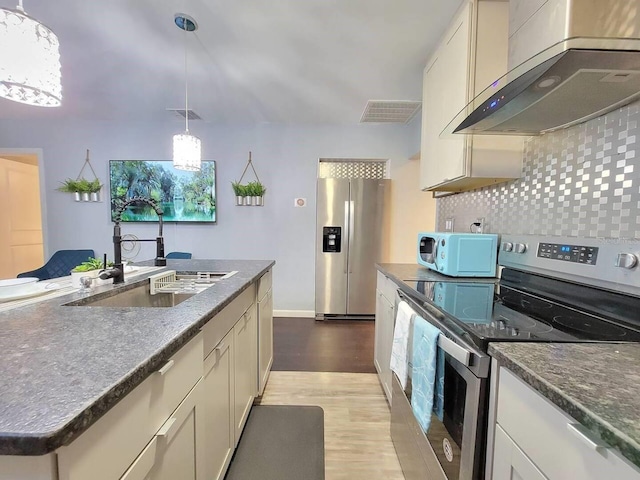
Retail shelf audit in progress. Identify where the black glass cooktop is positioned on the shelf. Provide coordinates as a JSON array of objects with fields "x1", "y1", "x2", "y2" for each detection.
[{"x1": 403, "y1": 269, "x2": 640, "y2": 351}]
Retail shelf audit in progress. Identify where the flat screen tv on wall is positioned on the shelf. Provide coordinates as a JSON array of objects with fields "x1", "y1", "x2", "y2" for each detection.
[{"x1": 109, "y1": 160, "x2": 216, "y2": 223}]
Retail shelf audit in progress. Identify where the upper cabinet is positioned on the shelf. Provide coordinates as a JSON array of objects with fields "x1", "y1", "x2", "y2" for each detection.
[{"x1": 420, "y1": 0, "x2": 524, "y2": 193}]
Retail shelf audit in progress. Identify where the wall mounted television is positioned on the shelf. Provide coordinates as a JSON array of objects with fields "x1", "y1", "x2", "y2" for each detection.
[{"x1": 109, "y1": 160, "x2": 216, "y2": 223}]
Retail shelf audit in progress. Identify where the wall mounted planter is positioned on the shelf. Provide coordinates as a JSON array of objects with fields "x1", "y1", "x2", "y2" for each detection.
[
  {"x1": 57, "y1": 149, "x2": 104, "y2": 202},
  {"x1": 232, "y1": 152, "x2": 266, "y2": 207}
]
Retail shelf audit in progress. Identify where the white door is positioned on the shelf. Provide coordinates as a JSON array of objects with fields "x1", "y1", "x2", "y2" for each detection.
[{"x1": 0, "y1": 156, "x2": 44, "y2": 277}]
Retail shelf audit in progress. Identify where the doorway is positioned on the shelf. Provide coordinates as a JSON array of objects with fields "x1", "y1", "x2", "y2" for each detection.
[{"x1": 0, "y1": 152, "x2": 45, "y2": 278}]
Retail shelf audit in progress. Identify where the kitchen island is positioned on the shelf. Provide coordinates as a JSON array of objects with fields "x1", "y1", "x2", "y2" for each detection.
[{"x1": 0, "y1": 259, "x2": 274, "y2": 480}]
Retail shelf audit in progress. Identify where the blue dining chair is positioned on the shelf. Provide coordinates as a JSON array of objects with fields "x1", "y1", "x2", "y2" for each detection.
[
  {"x1": 166, "y1": 251, "x2": 192, "y2": 259},
  {"x1": 17, "y1": 249, "x2": 96, "y2": 280}
]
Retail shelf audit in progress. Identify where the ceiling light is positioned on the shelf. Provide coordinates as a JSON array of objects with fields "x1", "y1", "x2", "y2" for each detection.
[
  {"x1": 172, "y1": 13, "x2": 201, "y2": 171},
  {"x1": 0, "y1": 1, "x2": 61, "y2": 107}
]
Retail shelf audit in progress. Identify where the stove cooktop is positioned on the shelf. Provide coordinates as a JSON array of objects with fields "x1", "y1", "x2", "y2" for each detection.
[{"x1": 402, "y1": 276, "x2": 640, "y2": 351}]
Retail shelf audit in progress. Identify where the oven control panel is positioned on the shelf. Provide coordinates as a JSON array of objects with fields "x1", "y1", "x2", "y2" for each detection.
[
  {"x1": 499, "y1": 234, "x2": 640, "y2": 297},
  {"x1": 537, "y1": 242, "x2": 598, "y2": 265}
]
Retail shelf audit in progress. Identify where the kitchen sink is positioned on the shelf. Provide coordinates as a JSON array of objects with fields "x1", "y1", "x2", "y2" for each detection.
[
  {"x1": 66, "y1": 283, "x2": 195, "y2": 308},
  {"x1": 65, "y1": 270, "x2": 237, "y2": 308}
]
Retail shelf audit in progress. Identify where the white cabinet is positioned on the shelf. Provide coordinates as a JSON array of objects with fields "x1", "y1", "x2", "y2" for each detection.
[
  {"x1": 121, "y1": 380, "x2": 206, "y2": 480},
  {"x1": 490, "y1": 367, "x2": 640, "y2": 480},
  {"x1": 493, "y1": 425, "x2": 548, "y2": 480},
  {"x1": 257, "y1": 269, "x2": 273, "y2": 395},
  {"x1": 374, "y1": 271, "x2": 397, "y2": 404},
  {"x1": 420, "y1": 0, "x2": 523, "y2": 193},
  {"x1": 233, "y1": 303, "x2": 257, "y2": 445},
  {"x1": 203, "y1": 330, "x2": 234, "y2": 480},
  {"x1": 57, "y1": 334, "x2": 204, "y2": 480}
]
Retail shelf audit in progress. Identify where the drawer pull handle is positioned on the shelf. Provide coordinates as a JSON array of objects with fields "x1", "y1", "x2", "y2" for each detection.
[
  {"x1": 157, "y1": 359, "x2": 174, "y2": 376},
  {"x1": 567, "y1": 423, "x2": 607, "y2": 452},
  {"x1": 215, "y1": 341, "x2": 225, "y2": 351},
  {"x1": 157, "y1": 417, "x2": 177, "y2": 437}
]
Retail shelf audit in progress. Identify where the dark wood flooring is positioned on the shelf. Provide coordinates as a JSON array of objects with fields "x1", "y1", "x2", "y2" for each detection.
[{"x1": 272, "y1": 317, "x2": 376, "y2": 373}]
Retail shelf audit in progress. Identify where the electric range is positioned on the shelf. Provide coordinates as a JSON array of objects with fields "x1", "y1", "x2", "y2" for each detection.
[{"x1": 392, "y1": 234, "x2": 640, "y2": 480}]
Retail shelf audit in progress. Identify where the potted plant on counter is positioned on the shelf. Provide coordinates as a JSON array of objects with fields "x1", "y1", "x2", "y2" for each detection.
[{"x1": 70, "y1": 257, "x2": 114, "y2": 288}]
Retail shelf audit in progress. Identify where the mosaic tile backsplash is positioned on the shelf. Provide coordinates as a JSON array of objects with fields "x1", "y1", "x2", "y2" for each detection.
[{"x1": 437, "y1": 101, "x2": 640, "y2": 239}]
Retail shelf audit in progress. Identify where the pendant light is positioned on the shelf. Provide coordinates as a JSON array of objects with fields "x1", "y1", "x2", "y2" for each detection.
[
  {"x1": 0, "y1": 0, "x2": 62, "y2": 107},
  {"x1": 172, "y1": 13, "x2": 201, "y2": 172}
]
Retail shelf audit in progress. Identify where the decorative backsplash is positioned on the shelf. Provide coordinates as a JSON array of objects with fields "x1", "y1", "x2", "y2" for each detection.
[{"x1": 437, "y1": 101, "x2": 640, "y2": 239}]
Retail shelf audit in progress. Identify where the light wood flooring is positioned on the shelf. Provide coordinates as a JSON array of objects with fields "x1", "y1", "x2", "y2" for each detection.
[{"x1": 257, "y1": 371, "x2": 405, "y2": 480}]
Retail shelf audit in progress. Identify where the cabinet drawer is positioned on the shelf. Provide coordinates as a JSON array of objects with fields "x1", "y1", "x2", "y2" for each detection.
[
  {"x1": 376, "y1": 270, "x2": 397, "y2": 303},
  {"x1": 257, "y1": 269, "x2": 272, "y2": 301},
  {"x1": 58, "y1": 334, "x2": 203, "y2": 480},
  {"x1": 203, "y1": 285, "x2": 255, "y2": 359},
  {"x1": 497, "y1": 368, "x2": 640, "y2": 480}
]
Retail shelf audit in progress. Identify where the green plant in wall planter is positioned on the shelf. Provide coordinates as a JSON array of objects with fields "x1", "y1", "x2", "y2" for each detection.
[
  {"x1": 57, "y1": 177, "x2": 103, "y2": 202},
  {"x1": 232, "y1": 181, "x2": 248, "y2": 206},
  {"x1": 247, "y1": 181, "x2": 266, "y2": 206}
]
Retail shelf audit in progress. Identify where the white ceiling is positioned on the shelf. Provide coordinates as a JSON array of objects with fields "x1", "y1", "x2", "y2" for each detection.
[{"x1": 0, "y1": 0, "x2": 464, "y2": 125}]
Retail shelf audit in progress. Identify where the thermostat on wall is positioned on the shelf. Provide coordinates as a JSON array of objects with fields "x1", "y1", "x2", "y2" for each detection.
[{"x1": 294, "y1": 198, "x2": 307, "y2": 207}]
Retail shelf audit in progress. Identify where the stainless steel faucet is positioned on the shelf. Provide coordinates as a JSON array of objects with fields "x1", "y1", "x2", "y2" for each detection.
[{"x1": 100, "y1": 196, "x2": 167, "y2": 284}]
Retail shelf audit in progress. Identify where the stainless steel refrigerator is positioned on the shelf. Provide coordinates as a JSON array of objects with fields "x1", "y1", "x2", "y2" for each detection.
[{"x1": 315, "y1": 178, "x2": 390, "y2": 319}]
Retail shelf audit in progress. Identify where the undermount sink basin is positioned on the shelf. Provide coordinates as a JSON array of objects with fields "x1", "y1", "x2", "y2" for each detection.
[
  {"x1": 64, "y1": 270, "x2": 237, "y2": 308},
  {"x1": 66, "y1": 283, "x2": 196, "y2": 308}
]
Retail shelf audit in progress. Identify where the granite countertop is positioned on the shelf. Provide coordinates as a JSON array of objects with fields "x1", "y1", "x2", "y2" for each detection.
[
  {"x1": 376, "y1": 263, "x2": 498, "y2": 286},
  {"x1": 0, "y1": 259, "x2": 274, "y2": 455},
  {"x1": 489, "y1": 342, "x2": 640, "y2": 469}
]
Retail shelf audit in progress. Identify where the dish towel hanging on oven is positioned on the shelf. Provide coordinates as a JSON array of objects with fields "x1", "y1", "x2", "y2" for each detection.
[
  {"x1": 411, "y1": 314, "x2": 441, "y2": 433},
  {"x1": 390, "y1": 300, "x2": 415, "y2": 389}
]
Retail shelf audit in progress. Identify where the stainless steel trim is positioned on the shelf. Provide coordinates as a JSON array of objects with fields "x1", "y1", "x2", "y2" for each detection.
[
  {"x1": 437, "y1": 334, "x2": 471, "y2": 367},
  {"x1": 348, "y1": 200, "x2": 355, "y2": 273},
  {"x1": 343, "y1": 200, "x2": 349, "y2": 274}
]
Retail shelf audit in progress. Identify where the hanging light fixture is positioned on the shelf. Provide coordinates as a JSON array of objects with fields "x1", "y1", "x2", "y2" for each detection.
[
  {"x1": 0, "y1": 0, "x2": 61, "y2": 107},
  {"x1": 172, "y1": 13, "x2": 201, "y2": 172}
]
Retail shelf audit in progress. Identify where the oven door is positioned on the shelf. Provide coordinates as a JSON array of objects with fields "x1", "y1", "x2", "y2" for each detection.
[{"x1": 393, "y1": 291, "x2": 489, "y2": 480}]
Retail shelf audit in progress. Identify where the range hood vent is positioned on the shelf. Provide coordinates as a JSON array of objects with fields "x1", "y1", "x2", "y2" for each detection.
[
  {"x1": 446, "y1": 0, "x2": 640, "y2": 136},
  {"x1": 447, "y1": 43, "x2": 640, "y2": 136}
]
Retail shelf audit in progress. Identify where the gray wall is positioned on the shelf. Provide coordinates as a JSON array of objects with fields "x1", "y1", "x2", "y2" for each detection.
[
  {"x1": 0, "y1": 119, "x2": 419, "y2": 312},
  {"x1": 437, "y1": 101, "x2": 640, "y2": 239}
]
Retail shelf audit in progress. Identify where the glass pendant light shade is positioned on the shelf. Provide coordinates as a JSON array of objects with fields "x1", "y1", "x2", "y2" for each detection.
[
  {"x1": 173, "y1": 132, "x2": 202, "y2": 171},
  {"x1": 172, "y1": 14, "x2": 201, "y2": 171},
  {"x1": 0, "y1": 6, "x2": 62, "y2": 107}
]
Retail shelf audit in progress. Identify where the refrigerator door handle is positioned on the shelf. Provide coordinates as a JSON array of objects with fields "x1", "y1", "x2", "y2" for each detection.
[
  {"x1": 344, "y1": 200, "x2": 349, "y2": 274},
  {"x1": 348, "y1": 200, "x2": 355, "y2": 273}
]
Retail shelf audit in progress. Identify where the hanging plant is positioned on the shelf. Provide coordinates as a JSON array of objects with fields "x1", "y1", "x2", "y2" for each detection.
[
  {"x1": 57, "y1": 149, "x2": 104, "y2": 202},
  {"x1": 233, "y1": 152, "x2": 266, "y2": 207}
]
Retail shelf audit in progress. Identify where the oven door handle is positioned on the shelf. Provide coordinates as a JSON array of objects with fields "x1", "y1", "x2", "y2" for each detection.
[{"x1": 438, "y1": 334, "x2": 471, "y2": 366}]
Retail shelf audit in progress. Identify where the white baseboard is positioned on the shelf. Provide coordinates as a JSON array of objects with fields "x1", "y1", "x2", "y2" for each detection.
[{"x1": 274, "y1": 309, "x2": 315, "y2": 318}]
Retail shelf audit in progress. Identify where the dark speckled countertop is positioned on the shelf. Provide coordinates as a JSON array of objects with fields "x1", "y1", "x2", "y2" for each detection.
[
  {"x1": 489, "y1": 343, "x2": 640, "y2": 470},
  {"x1": 0, "y1": 259, "x2": 273, "y2": 455}
]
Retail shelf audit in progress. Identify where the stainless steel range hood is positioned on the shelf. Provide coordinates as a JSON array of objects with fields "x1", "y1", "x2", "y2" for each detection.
[{"x1": 446, "y1": 0, "x2": 640, "y2": 136}]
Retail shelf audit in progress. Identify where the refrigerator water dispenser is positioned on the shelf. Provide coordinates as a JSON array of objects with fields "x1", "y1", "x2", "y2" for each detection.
[{"x1": 322, "y1": 226, "x2": 342, "y2": 253}]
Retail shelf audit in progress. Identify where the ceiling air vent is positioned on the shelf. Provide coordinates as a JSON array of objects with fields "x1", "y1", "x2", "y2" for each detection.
[
  {"x1": 167, "y1": 108, "x2": 202, "y2": 120},
  {"x1": 360, "y1": 100, "x2": 421, "y2": 123}
]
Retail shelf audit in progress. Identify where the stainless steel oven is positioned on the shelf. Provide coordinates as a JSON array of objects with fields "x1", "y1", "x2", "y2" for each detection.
[
  {"x1": 391, "y1": 290, "x2": 490, "y2": 480},
  {"x1": 390, "y1": 234, "x2": 640, "y2": 480}
]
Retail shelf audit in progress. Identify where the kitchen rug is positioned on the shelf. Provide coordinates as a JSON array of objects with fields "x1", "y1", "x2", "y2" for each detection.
[{"x1": 225, "y1": 405, "x2": 325, "y2": 480}]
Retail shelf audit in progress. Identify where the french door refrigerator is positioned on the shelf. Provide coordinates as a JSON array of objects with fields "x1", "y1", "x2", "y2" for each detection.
[{"x1": 315, "y1": 177, "x2": 390, "y2": 319}]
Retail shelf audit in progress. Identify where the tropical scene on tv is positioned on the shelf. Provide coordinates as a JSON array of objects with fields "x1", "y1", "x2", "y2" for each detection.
[{"x1": 109, "y1": 161, "x2": 216, "y2": 222}]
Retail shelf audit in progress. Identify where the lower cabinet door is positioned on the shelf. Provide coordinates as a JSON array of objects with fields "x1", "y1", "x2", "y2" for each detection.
[
  {"x1": 233, "y1": 305, "x2": 257, "y2": 444},
  {"x1": 121, "y1": 380, "x2": 206, "y2": 480},
  {"x1": 258, "y1": 288, "x2": 273, "y2": 395},
  {"x1": 492, "y1": 425, "x2": 548, "y2": 480},
  {"x1": 203, "y1": 330, "x2": 235, "y2": 480}
]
